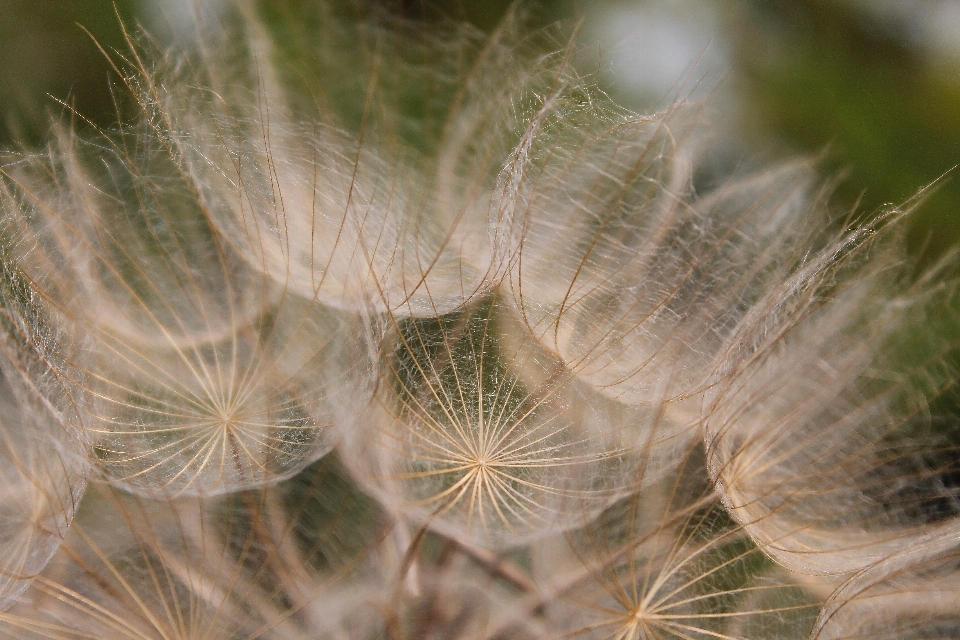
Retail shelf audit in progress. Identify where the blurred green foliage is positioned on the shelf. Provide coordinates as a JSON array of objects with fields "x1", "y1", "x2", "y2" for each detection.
[
  {"x1": 731, "y1": 0, "x2": 960, "y2": 264},
  {"x1": 0, "y1": 0, "x2": 139, "y2": 147}
]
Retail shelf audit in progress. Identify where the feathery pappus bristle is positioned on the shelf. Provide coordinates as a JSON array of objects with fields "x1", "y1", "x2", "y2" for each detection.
[{"x1": 0, "y1": 1, "x2": 956, "y2": 638}]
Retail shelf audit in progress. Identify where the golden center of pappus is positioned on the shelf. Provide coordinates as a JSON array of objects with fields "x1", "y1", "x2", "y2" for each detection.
[
  {"x1": 608, "y1": 605, "x2": 666, "y2": 640},
  {"x1": 217, "y1": 410, "x2": 238, "y2": 432}
]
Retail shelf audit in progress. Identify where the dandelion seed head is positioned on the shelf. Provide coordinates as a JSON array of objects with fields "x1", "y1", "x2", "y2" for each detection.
[
  {"x1": 813, "y1": 539, "x2": 960, "y2": 639},
  {"x1": 704, "y1": 212, "x2": 960, "y2": 578},
  {"x1": 0, "y1": 1, "x2": 957, "y2": 637},
  {"x1": 530, "y1": 446, "x2": 822, "y2": 639},
  {"x1": 78, "y1": 297, "x2": 377, "y2": 498},
  {"x1": 342, "y1": 293, "x2": 690, "y2": 550},
  {"x1": 0, "y1": 456, "x2": 384, "y2": 640},
  {"x1": 502, "y1": 79, "x2": 827, "y2": 407},
  {"x1": 0, "y1": 252, "x2": 87, "y2": 613},
  {"x1": 143, "y1": 2, "x2": 549, "y2": 317}
]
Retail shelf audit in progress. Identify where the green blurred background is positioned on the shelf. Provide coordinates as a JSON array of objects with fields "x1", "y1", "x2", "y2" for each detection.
[{"x1": 2, "y1": 0, "x2": 958, "y2": 260}]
